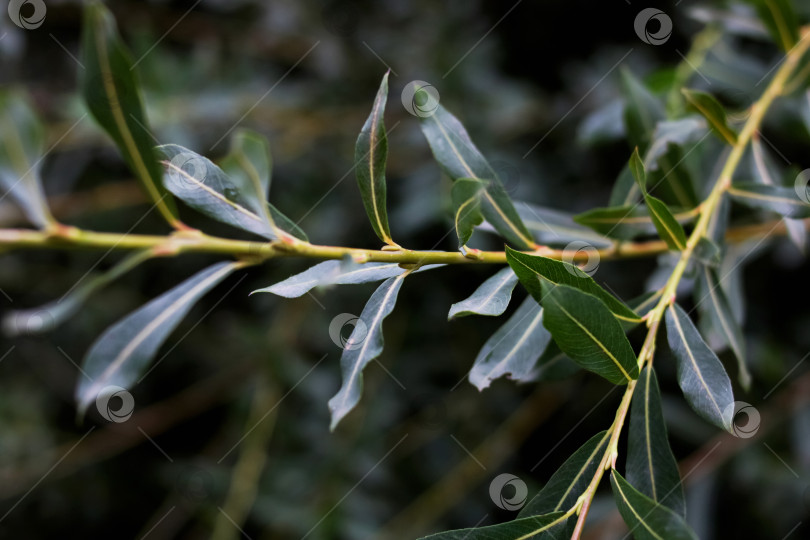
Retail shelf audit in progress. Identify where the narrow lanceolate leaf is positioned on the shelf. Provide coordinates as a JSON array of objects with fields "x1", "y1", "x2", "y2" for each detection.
[
  {"x1": 627, "y1": 367, "x2": 686, "y2": 517},
  {"x1": 418, "y1": 512, "x2": 568, "y2": 540},
  {"x1": 80, "y1": 1, "x2": 179, "y2": 227},
  {"x1": 621, "y1": 68, "x2": 665, "y2": 152},
  {"x1": 3, "y1": 250, "x2": 152, "y2": 336},
  {"x1": 252, "y1": 260, "x2": 442, "y2": 298},
  {"x1": 696, "y1": 266, "x2": 751, "y2": 389},
  {"x1": 630, "y1": 148, "x2": 688, "y2": 251},
  {"x1": 356, "y1": 72, "x2": 394, "y2": 245},
  {"x1": 0, "y1": 91, "x2": 55, "y2": 228},
  {"x1": 448, "y1": 267, "x2": 517, "y2": 319},
  {"x1": 682, "y1": 89, "x2": 738, "y2": 145},
  {"x1": 415, "y1": 94, "x2": 535, "y2": 249},
  {"x1": 159, "y1": 144, "x2": 290, "y2": 240},
  {"x1": 611, "y1": 471, "x2": 698, "y2": 540},
  {"x1": 76, "y1": 262, "x2": 240, "y2": 415},
  {"x1": 451, "y1": 177, "x2": 485, "y2": 249},
  {"x1": 506, "y1": 247, "x2": 641, "y2": 323},
  {"x1": 219, "y1": 130, "x2": 308, "y2": 241},
  {"x1": 665, "y1": 303, "x2": 735, "y2": 431},
  {"x1": 746, "y1": 0, "x2": 799, "y2": 51},
  {"x1": 728, "y1": 182, "x2": 810, "y2": 218},
  {"x1": 573, "y1": 205, "x2": 657, "y2": 240},
  {"x1": 468, "y1": 297, "x2": 552, "y2": 390},
  {"x1": 328, "y1": 274, "x2": 407, "y2": 430},
  {"x1": 540, "y1": 282, "x2": 639, "y2": 385},
  {"x1": 519, "y1": 430, "x2": 611, "y2": 517}
]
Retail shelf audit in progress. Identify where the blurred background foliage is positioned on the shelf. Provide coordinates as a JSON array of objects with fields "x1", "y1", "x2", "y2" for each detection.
[{"x1": 2, "y1": 0, "x2": 810, "y2": 538}]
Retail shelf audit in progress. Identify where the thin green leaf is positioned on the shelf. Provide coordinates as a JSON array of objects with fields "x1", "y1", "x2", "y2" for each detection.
[
  {"x1": 451, "y1": 177, "x2": 486, "y2": 249},
  {"x1": 665, "y1": 303, "x2": 735, "y2": 431},
  {"x1": 650, "y1": 144, "x2": 700, "y2": 209},
  {"x1": 79, "y1": 1, "x2": 179, "y2": 227},
  {"x1": 728, "y1": 182, "x2": 810, "y2": 218},
  {"x1": 630, "y1": 148, "x2": 688, "y2": 250},
  {"x1": 76, "y1": 262, "x2": 240, "y2": 416},
  {"x1": 610, "y1": 471, "x2": 698, "y2": 540},
  {"x1": 418, "y1": 512, "x2": 568, "y2": 540},
  {"x1": 469, "y1": 297, "x2": 552, "y2": 390},
  {"x1": 695, "y1": 266, "x2": 751, "y2": 390},
  {"x1": 3, "y1": 250, "x2": 152, "y2": 336},
  {"x1": 745, "y1": 0, "x2": 799, "y2": 51},
  {"x1": 681, "y1": 89, "x2": 738, "y2": 145},
  {"x1": 621, "y1": 68, "x2": 665, "y2": 152},
  {"x1": 573, "y1": 205, "x2": 657, "y2": 240},
  {"x1": 0, "y1": 90, "x2": 55, "y2": 228},
  {"x1": 539, "y1": 282, "x2": 639, "y2": 385},
  {"x1": 448, "y1": 267, "x2": 518, "y2": 319},
  {"x1": 519, "y1": 430, "x2": 611, "y2": 517},
  {"x1": 627, "y1": 367, "x2": 686, "y2": 517},
  {"x1": 415, "y1": 94, "x2": 535, "y2": 249},
  {"x1": 252, "y1": 260, "x2": 442, "y2": 298},
  {"x1": 328, "y1": 273, "x2": 408, "y2": 430},
  {"x1": 356, "y1": 72, "x2": 395, "y2": 245},
  {"x1": 506, "y1": 247, "x2": 640, "y2": 323}
]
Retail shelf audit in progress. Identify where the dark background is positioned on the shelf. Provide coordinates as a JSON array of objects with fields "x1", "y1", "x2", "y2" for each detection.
[{"x1": 1, "y1": 1, "x2": 810, "y2": 538}]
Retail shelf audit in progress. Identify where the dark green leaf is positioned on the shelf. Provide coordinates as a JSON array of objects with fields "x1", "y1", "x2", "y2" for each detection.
[
  {"x1": 76, "y1": 262, "x2": 240, "y2": 415},
  {"x1": 627, "y1": 367, "x2": 686, "y2": 517},
  {"x1": 610, "y1": 471, "x2": 698, "y2": 540},
  {"x1": 665, "y1": 303, "x2": 735, "y2": 431},
  {"x1": 682, "y1": 89, "x2": 738, "y2": 145},
  {"x1": 448, "y1": 267, "x2": 518, "y2": 319},
  {"x1": 469, "y1": 297, "x2": 552, "y2": 390},
  {"x1": 519, "y1": 430, "x2": 611, "y2": 517},
  {"x1": 573, "y1": 205, "x2": 656, "y2": 240},
  {"x1": 621, "y1": 68, "x2": 665, "y2": 152},
  {"x1": 355, "y1": 72, "x2": 395, "y2": 245},
  {"x1": 539, "y1": 282, "x2": 639, "y2": 385},
  {"x1": 419, "y1": 512, "x2": 568, "y2": 540},
  {"x1": 745, "y1": 0, "x2": 799, "y2": 51},
  {"x1": 649, "y1": 144, "x2": 700, "y2": 208},
  {"x1": 415, "y1": 93, "x2": 535, "y2": 249},
  {"x1": 79, "y1": 1, "x2": 180, "y2": 227},
  {"x1": 451, "y1": 177, "x2": 486, "y2": 249},
  {"x1": 328, "y1": 273, "x2": 408, "y2": 429},
  {"x1": 506, "y1": 247, "x2": 641, "y2": 323},
  {"x1": 0, "y1": 90, "x2": 55, "y2": 229},
  {"x1": 728, "y1": 182, "x2": 810, "y2": 218},
  {"x1": 695, "y1": 266, "x2": 751, "y2": 390}
]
